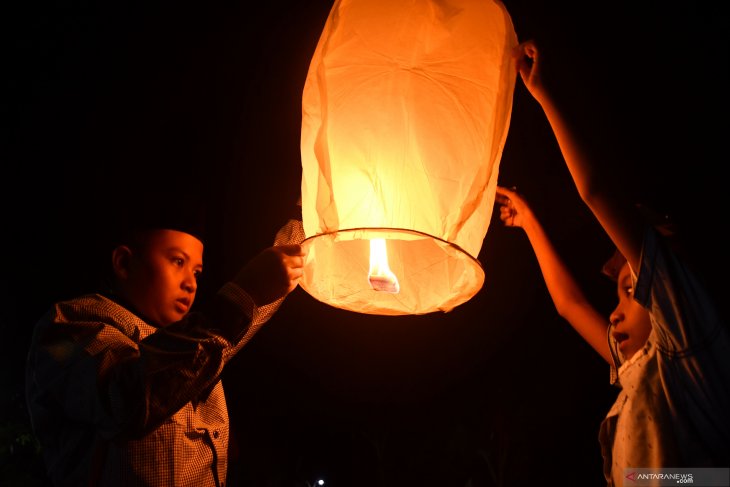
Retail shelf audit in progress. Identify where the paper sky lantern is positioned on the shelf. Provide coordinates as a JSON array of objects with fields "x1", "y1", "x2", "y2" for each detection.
[{"x1": 299, "y1": 0, "x2": 517, "y2": 316}]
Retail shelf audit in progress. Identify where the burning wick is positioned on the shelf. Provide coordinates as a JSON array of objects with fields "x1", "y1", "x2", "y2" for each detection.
[{"x1": 368, "y1": 238, "x2": 400, "y2": 293}]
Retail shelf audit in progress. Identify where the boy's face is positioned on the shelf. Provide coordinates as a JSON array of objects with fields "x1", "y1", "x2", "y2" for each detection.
[
  {"x1": 118, "y1": 229, "x2": 204, "y2": 326},
  {"x1": 610, "y1": 262, "x2": 652, "y2": 361}
]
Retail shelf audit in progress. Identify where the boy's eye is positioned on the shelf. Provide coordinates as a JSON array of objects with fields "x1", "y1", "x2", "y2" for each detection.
[
  {"x1": 172, "y1": 257, "x2": 184, "y2": 267},
  {"x1": 193, "y1": 270, "x2": 202, "y2": 280}
]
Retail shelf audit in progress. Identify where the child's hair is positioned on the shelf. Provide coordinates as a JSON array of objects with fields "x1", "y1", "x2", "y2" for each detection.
[
  {"x1": 601, "y1": 202, "x2": 679, "y2": 282},
  {"x1": 601, "y1": 247, "x2": 626, "y2": 282}
]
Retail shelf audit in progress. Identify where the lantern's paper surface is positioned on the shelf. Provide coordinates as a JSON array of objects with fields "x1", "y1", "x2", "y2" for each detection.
[{"x1": 300, "y1": 0, "x2": 517, "y2": 315}]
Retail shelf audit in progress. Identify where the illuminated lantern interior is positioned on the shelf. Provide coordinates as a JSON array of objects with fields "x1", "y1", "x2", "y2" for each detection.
[{"x1": 299, "y1": 0, "x2": 517, "y2": 315}]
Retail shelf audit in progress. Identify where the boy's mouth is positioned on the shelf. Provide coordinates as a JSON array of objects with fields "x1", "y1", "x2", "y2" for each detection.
[{"x1": 175, "y1": 298, "x2": 191, "y2": 313}]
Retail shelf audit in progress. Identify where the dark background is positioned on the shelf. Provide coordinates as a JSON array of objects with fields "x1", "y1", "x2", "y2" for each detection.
[{"x1": 4, "y1": 1, "x2": 727, "y2": 486}]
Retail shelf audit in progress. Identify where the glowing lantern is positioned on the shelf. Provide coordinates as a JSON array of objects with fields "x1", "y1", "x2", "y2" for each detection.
[{"x1": 299, "y1": 0, "x2": 517, "y2": 315}]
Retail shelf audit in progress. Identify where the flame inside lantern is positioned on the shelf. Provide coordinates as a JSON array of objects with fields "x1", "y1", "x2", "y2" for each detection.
[{"x1": 368, "y1": 239, "x2": 400, "y2": 293}]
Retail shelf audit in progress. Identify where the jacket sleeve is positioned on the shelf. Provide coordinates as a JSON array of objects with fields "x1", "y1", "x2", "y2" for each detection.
[{"x1": 27, "y1": 281, "x2": 269, "y2": 441}]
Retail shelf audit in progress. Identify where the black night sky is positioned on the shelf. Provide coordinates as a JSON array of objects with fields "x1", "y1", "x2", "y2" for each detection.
[{"x1": 4, "y1": 1, "x2": 727, "y2": 486}]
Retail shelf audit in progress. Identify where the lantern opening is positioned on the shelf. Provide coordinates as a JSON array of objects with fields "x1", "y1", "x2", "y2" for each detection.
[
  {"x1": 368, "y1": 238, "x2": 400, "y2": 293},
  {"x1": 299, "y1": 228, "x2": 484, "y2": 315}
]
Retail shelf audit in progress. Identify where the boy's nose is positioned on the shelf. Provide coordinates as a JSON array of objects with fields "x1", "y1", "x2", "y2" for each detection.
[{"x1": 182, "y1": 274, "x2": 197, "y2": 293}]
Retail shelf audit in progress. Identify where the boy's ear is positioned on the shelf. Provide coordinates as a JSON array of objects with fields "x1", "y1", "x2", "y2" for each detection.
[{"x1": 111, "y1": 245, "x2": 133, "y2": 279}]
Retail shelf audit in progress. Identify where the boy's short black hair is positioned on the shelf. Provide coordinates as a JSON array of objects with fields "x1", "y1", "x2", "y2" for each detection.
[{"x1": 110, "y1": 191, "x2": 208, "y2": 249}]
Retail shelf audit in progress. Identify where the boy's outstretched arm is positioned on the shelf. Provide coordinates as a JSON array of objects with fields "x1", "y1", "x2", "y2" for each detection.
[
  {"x1": 233, "y1": 244, "x2": 305, "y2": 307},
  {"x1": 496, "y1": 186, "x2": 611, "y2": 364},
  {"x1": 514, "y1": 40, "x2": 645, "y2": 273}
]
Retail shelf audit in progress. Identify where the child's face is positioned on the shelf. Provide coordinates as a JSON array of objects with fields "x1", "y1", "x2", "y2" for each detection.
[
  {"x1": 609, "y1": 262, "x2": 652, "y2": 361},
  {"x1": 120, "y1": 229, "x2": 204, "y2": 326}
]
